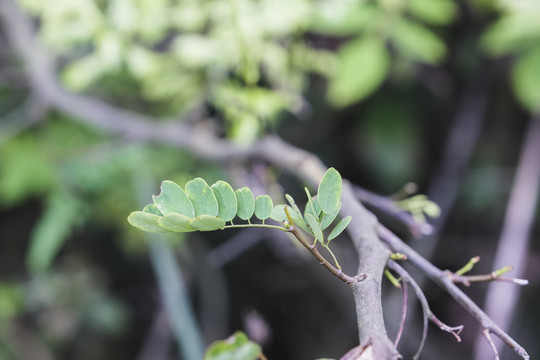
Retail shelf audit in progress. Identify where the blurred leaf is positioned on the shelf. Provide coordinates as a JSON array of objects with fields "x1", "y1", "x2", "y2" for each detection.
[
  {"x1": 235, "y1": 187, "x2": 255, "y2": 221},
  {"x1": 512, "y1": 48, "x2": 540, "y2": 111},
  {"x1": 143, "y1": 204, "x2": 162, "y2": 215},
  {"x1": 317, "y1": 168, "x2": 342, "y2": 215},
  {"x1": 62, "y1": 53, "x2": 108, "y2": 91},
  {"x1": 189, "y1": 215, "x2": 226, "y2": 231},
  {"x1": 127, "y1": 211, "x2": 169, "y2": 233},
  {"x1": 27, "y1": 191, "x2": 85, "y2": 273},
  {"x1": 158, "y1": 213, "x2": 195, "y2": 232},
  {"x1": 408, "y1": 0, "x2": 458, "y2": 25},
  {"x1": 320, "y1": 203, "x2": 341, "y2": 231},
  {"x1": 254, "y1": 195, "x2": 273, "y2": 220},
  {"x1": 482, "y1": 2, "x2": 540, "y2": 55},
  {"x1": 304, "y1": 188, "x2": 321, "y2": 220},
  {"x1": 0, "y1": 137, "x2": 56, "y2": 206},
  {"x1": 305, "y1": 212, "x2": 323, "y2": 241},
  {"x1": 185, "y1": 178, "x2": 219, "y2": 216},
  {"x1": 328, "y1": 216, "x2": 351, "y2": 241},
  {"x1": 152, "y1": 180, "x2": 195, "y2": 217},
  {"x1": 328, "y1": 36, "x2": 390, "y2": 107},
  {"x1": 310, "y1": 2, "x2": 378, "y2": 36},
  {"x1": 212, "y1": 181, "x2": 238, "y2": 222},
  {"x1": 392, "y1": 19, "x2": 446, "y2": 64},
  {"x1": 285, "y1": 194, "x2": 303, "y2": 219},
  {"x1": 204, "y1": 331, "x2": 261, "y2": 360}
]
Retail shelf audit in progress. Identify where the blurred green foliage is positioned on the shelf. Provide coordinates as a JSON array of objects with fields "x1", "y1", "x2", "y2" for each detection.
[{"x1": 1, "y1": 0, "x2": 539, "y2": 358}]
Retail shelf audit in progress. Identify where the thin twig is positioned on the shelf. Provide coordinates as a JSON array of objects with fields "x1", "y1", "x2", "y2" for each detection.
[
  {"x1": 380, "y1": 227, "x2": 529, "y2": 360},
  {"x1": 388, "y1": 261, "x2": 463, "y2": 359},
  {"x1": 287, "y1": 222, "x2": 356, "y2": 285},
  {"x1": 482, "y1": 329, "x2": 501, "y2": 360},
  {"x1": 394, "y1": 281, "x2": 408, "y2": 349},
  {"x1": 446, "y1": 269, "x2": 529, "y2": 287}
]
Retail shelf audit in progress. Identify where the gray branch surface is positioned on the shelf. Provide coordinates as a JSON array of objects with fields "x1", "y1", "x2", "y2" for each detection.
[{"x1": 0, "y1": 1, "x2": 528, "y2": 359}]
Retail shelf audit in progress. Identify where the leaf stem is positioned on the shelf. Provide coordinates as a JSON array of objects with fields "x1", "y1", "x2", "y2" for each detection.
[{"x1": 223, "y1": 224, "x2": 287, "y2": 231}]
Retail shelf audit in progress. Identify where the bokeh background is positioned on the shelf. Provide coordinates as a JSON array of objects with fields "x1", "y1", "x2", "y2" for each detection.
[{"x1": 0, "y1": 0, "x2": 538, "y2": 359}]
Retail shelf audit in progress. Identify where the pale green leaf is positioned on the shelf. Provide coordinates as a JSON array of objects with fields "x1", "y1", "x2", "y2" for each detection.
[
  {"x1": 189, "y1": 215, "x2": 226, "y2": 231},
  {"x1": 128, "y1": 211, "x2": 169, "y2": 233},
  {"x1": 143, "y1": 204, "x2": 162, "y2": 216},
  {"x1": 270, "y1": 204, "x2": 309, "y2": 231},
  {"x1": 285, "y1": 194, "x2": 303, "y2": 218},
  {"x1": 204, "y1": 331, "x2": 261, "y2": 360},
  {"x1": 27, "y1": 191, "x2": 83, "y2": 273},
  {"x1": 235, "y1": 187, "x2": 255, "y2": 220},
  {"x1": 304, "y1": 189, "x2": 321, "y2": 220},
  {"x1": 305, "y1": 213, "x2": 323, "y2": 241},
  {"x1": 254, "y1": 195, "x2": 273, "y2": 220},
  {"x1": 211, "y1": 180, "x2": 238, "y2": 222},
  {"x1": 408, "y1": 0, "x2": 458, "y2": 25},
  {"x1": 185, "y1": 178, "x2": 219, "y2": 216},
  {"x1": 328, "y1": 216, "x2": 352, "y2": 241},
  {"x1": 152, "y1": 180, "x2": 195, "y2": 217},
  {"x1": 392, "y1": 19, "x2": 446, "y2": 64},
  {"x1": 62, "y1": 53, "x2": 106, "y2": 91},
  {"x1": 158, "y1": 213, "x2": 195, "y2": 232},
  {"x1": 317, "y1": 168, "x2": 342, "y2": 215},
  {"x1": 512, "y1": 48, "x2": 540, "y2": 112},
  {"x1": 328, "y1": 36, "x2": 390, "y2": 107},
  {"x1": 320, "y1": 202, "x2": 342, "y2": 230}
]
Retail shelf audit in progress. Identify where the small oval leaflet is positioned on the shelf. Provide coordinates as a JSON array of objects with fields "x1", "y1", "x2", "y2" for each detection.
[
  {"x1": 254, "y1": 195, "x2": 273, "y2": 220},
  {"x1": 305, "y1": 212, "x2": 323, "y2": 241},
  {"x1": 152, "y1": 180, "x2": 195, "y2": 217},
  {"x1": 185, "y1": 178, "x2": 219, "y2": 217},
  {"x1": 328, "y1": 215, "x2": 352, "y2": 241},
  {"x1": 128, "y1": 211, "x2": 169, "y2": 233},
  {"x1": 190, "y1": 215, "x2": 226, "y2": 231},
  {"x1": 158, "y1": 213, "x2": 195, "y2": 232},
  {"x1": 317, "y1": 167, "x2": 342, "y2": 215},
  {"x1": 143, "y1": 204, "x2": 162, "y2": 216},
  {"x1": 235, "y1": 187, "x2": 255, "y2": 220},
  {"x1": 320, "y1": 202, "x2": 341, "y2": 230},
  {"x1": 211, "y1": 181, "x2": 238, "y2": 222}
]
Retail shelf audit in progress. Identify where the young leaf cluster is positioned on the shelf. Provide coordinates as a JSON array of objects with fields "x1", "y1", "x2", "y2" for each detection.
[
  {"x1": 128, "y1": 178, "x2": 278, "y2": 233},
  {"x1": 270, "y1": 168, "x2": 351, "y2": 269},
  {"x1": 272, "y1": 168, "x2": 351, "y2": 245}
]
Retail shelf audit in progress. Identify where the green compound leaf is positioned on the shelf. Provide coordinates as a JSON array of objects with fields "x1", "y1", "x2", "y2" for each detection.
[
  {"x1": 305, "y1": 213, "x2": 323, "y2": 241},
  {"x1": 185, "y1": 178, "x2": 219, "y2": 216},
  {"x1": 328, "y1": 216, "x2": 352, "y2": 241},
  {"x1": 143, "y1": 204, "x2": 162, "y2": 216},
  {"x1": 204, "y1": 331, "x2": 261, "y2": 360},
  {"x1": 235, "y1": 187, "x2": 255, "y2": 220},
  {"x1": 158, "y1": 213, "x2": 195, "y2": 232},
  {"x1": 128, "y1": 211, "x2": 170, "y2": 233},
  {"x1": 189, "y1": 215, "x2": 226, "y2": 231},
  {"x1": 254, "y1": 195, "x2": 273, "y2": 220},
  {"x1": 317, "y1": 167, "x2": 342, "y2": 215},
  {"x1": 152, "y1": 180, "x2": 195, "y2": 217},
  {"x1": 320, "y1": 202, "x2": 342, "y2": 230},
  {"x1": 211, "y1": 181, "x2": 238, "y2": 222}
]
